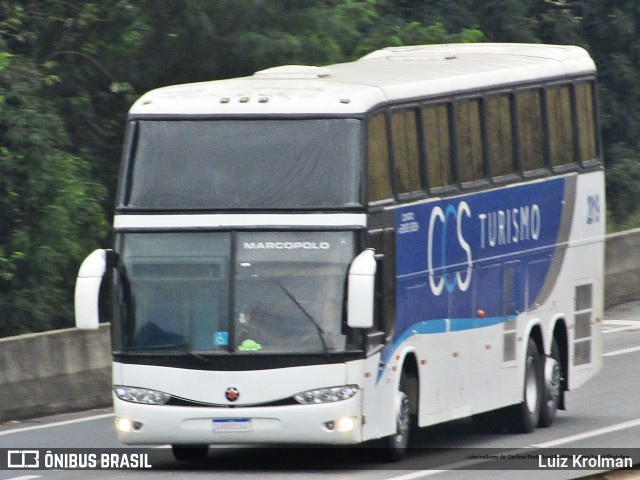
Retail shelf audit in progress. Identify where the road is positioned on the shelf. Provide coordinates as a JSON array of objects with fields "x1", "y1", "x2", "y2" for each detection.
[{"x1": 2, "y1": 302, "x2": 640, "y2": 480}]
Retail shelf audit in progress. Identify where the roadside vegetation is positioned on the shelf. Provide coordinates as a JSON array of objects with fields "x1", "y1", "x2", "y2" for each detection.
[{"x1": 1, "y1": 1, "x2": 639, "y2": 335}]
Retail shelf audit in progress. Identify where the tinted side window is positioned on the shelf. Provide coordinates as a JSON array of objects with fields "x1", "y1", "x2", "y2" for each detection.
[
  {"x1": 390, "y1": 110, "x2": 421, "y2": 194},
  {"x1": 422, "y1": 104, "x2": 453, "y2": 189},
  {"x1": 575, "y1": 82, "x2": 598, "y2": 163},
  {"x1": 454, "y1": 99, "x2": 483, "y2": 183},
  {"x1": 485, "y1": 94, "x2": 515, "y2": 177},
  {"x1": 516, "y1": 90, "x2": 545, "y2": 171},
  {"x1": 547, "y1": 85, "x2": 575, "y2": 167},
  {"x1": 367, "y1": 113, "x2": 392, "y2": 202}
]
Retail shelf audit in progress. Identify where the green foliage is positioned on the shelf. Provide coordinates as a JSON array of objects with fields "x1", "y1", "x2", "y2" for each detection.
[
  {"x1": 1, "y1": 0, "x2": 640, "y2": 334},
  {"x1": 576, "y1": 1, "x2": 640, "y2": 227},
  {"x1": 472, "y1": 0, "x2": 538, "y2": 42},
  {"x1": 0, "y1": 50, "x2": 107, "y2": 335},
  {"x1": 604, "y1": 144, "x2": 640, "y2": 231}
]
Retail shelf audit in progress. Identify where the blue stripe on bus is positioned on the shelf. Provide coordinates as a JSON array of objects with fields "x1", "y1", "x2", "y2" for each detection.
[
  {"x1": 375, "y1": 177, "x2": 572, "y2": 383},
  {"x1": 377, "y1": 315, "x2": 515, "y2": 382}
]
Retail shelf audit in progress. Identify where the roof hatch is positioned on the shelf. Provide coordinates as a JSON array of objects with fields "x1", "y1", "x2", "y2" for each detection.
[{"x1": 253, "y1": 65, "x2": 331, "y2": 79}]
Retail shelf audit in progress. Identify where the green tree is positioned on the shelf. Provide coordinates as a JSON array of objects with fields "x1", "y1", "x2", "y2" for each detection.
[
  {"x1": 576, "y1": 1, "x2": 640, "y2": 228},
  {"x1": 0, "y1": 50, "x2": 107, "y2": 336},
  {"x1": 1, "y1": 0, "x2": 141, "y2": 205},
  {"x1": 3, "y1": 0, "x2": 640, "y2": 336},
  {"x1": 604, "y1": 144, "x2": 640, "y2": 227},
  {"x1": 472, "y1": 0, "x2": 539, "y2": 42}
]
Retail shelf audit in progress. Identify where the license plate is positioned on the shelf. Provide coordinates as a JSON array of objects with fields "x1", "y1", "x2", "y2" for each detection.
[{"x1": 212, "y1": 418, "x2": 252, "y2": 432}]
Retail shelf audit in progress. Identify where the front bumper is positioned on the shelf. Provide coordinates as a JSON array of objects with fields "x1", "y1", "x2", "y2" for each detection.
[{"x1": 114, "y1": 392, "x2": 363, "y2": 446}]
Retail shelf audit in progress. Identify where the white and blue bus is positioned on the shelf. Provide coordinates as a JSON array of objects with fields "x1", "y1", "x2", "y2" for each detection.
[{"x1": 75, "y1": 43, "x2": 604, "y2": 461}]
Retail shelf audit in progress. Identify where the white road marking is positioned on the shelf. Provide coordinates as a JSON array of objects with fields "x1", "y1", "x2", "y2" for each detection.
[
  {"x1": 603, "y1": 345, "x2": 640, "y2": 357},
  {"x1": 0, "y1": 413, "x2": 113, "y2": 437},
  {"x1": 383, "y1": 418, "x2": 640, "y2": 479},
  {"x1": 602, "y1": 320, "x2": 640, "y2": 334},
  {"x1": 381, "y1": 469, "x2": 448, "y2": 480},
  {"x1": 532, "y1": 417, "x2": 640, "y2": 448},
  {"x1": 5, "y1": 476, "x2": 41, "y2": 480},
  {"x1": 603, "y1": 325, "x2": 640, "y2": 333},
  {"x1": 603, "y1": 320, "x2": 640, "y2": 325},
  {"x1": 601, "y1": 320, "x2": 640, "y2": 355}
]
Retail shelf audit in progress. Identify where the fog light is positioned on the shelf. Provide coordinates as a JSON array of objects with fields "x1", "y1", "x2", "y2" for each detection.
[
  {"x1": 335, "y1": 416, "x2": 355, "y2": 432},
  {"x1": 115, "y1": 417, "x2": 142, "y2": 433},
  {"x1": 324, "y1": 420, "x2": 335, "y2": 431},
  {"x1": 324, "y1": 417, "x2": 355, "y2": 432}
]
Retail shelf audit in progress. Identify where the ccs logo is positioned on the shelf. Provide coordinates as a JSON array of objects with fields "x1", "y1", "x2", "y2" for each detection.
[{"x1": 427, "y1": 202, "x2": 473, "y2": 296}]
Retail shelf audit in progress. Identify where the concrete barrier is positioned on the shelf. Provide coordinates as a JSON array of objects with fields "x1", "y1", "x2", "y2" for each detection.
[
  {"x1": 1, "y1": 229, "x2": 640, "y2": 422},
  {"x1": 0, "y1": 324, "x2": 111, "y2": 422},
  {"x1": 605, "y1": 227, "x2": 640, "y2": 308}
]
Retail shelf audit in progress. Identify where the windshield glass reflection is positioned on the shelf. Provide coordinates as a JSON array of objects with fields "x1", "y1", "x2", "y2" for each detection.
[
  {"x1": 112, "y1": 231, "x2": 354, "y2": 356},
  {"x1": 234, "y1": 231, "x2": 353, "y2": 353},
  {"x1": 125, "y1": 119, "x2": 362, "y2": 210}
]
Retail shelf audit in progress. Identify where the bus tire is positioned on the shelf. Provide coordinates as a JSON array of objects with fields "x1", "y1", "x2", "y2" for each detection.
[
  {"x1": 508, "y1": 338, "x2": 543, "y2": 433},
  {"x1": 380, "y1": 375, "x2": 412, "y2": 462},
  {"x1": 539, "y1": 338, "x2": 562, "y2": 427},
  {"x1": 171, "y1": 445, "x2": 209, "y2": 462}
]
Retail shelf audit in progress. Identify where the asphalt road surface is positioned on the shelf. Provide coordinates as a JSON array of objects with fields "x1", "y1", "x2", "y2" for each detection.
[{"x1": 2, "y1": 302, "x2": 640, "y2": 480}]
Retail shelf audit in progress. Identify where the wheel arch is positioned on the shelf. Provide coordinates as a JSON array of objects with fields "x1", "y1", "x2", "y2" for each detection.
[{"x1": 528, "y1": 322, "x2": 544, "y2": 358}]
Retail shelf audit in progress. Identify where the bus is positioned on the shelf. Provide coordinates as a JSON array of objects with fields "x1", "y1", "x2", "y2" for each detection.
[{"x1": 75, "y1": 43, "x2": 604, "y2": 461}]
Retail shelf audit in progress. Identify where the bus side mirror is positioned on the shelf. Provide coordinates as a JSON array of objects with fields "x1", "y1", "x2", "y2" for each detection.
[
  {"x1": 74, "y1": 249, "x2": 114, "y2": 330},
  {"x1": 347, "y1": 249, "x2": 377, "y2": 329}
]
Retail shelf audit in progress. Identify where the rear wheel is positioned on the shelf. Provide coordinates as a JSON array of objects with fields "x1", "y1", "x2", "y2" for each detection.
[
  {"x1": 171, "y1": 445, "x2": 209, "y2": 462},
  {"x1": 507, "y1": 338, "x2": 543, "y2": 433},
  {"x1": 539, "y1": 338, "x2": 562, "y2": 427}
]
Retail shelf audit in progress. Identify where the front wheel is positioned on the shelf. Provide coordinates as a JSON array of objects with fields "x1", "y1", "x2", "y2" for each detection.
[
  {"x1": 507, "y1": 338, "x2": 543, "y2": 433},
  {"x1": 380, "y1": 377, "x2": 412, "y2": 462}
]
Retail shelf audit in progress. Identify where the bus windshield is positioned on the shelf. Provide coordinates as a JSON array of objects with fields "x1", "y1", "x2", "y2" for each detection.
[
  {"x1": 123, "y1": 119, "x2": 363, "y2": 210},
  {"x1": 112, "y1": 231, "x2": 355, "y2": 355}
]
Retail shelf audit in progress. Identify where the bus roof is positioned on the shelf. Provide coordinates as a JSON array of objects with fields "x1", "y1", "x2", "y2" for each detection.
[{"x1": 130, "y1": 43, "x2": 596, "y2": 116}]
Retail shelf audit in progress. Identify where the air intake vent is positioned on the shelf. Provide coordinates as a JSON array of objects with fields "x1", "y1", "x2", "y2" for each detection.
[
  {"x1": 573, "y1": 283, "x2": 594, "y2": 366},
  {"x1": 253, "y1": 65, "x2": 331, "y2": 79}
]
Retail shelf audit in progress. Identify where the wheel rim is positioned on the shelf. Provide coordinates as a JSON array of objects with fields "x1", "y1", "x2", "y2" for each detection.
[
  {"x1": 545, "y1": 358, "x2": 562, "y2": 406},
  {"x1": 525, "y1": 356, "x2": 539, "y2": 414}
]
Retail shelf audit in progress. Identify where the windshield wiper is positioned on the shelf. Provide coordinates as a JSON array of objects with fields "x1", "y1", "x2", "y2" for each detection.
[
  {"x1": 275, "y1": 281, "x2": 330, "y2": 358},
  {"x1": 123, "y1": 344, "x2": 213, "y2": 364}
]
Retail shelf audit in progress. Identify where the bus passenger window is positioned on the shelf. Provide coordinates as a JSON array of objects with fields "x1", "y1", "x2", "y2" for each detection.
[
  {"x1": 454, "y1": 99, "x2": 484, "y2": 183},
  {"x1": 422, "y1": 104, "x2": 453, "y2": 188},
  {"x1": 575, "y1": 82, "x2": 598, "y2": 163},
  {"x1": 547, "y1": 85, "x2": 575, "y2": 167},
  {"x1": 391, "y1": 110, "x2": 421, "y2": 194},
  {"x1": 367, "y1": 113, "x2": 393, "y2": 202},
  {"x1": 516, "y1": 90, "x2": 545, "y2": 172},
  {"x1": 485, "y1": 95, "x2": 515, "y2": 177}
]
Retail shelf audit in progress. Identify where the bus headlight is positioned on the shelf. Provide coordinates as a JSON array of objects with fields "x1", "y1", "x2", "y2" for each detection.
[
  {"x1": 294, "y1": 385, "x2": 358, "y2": 404},
  {"x1": 114, "y1": 385, "x2": 171, "y2": 405}
]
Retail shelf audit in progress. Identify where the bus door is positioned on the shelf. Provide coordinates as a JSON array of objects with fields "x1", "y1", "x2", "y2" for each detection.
[{"x1": 361, "y1": 226, "x2": 397, "y2": 440}]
